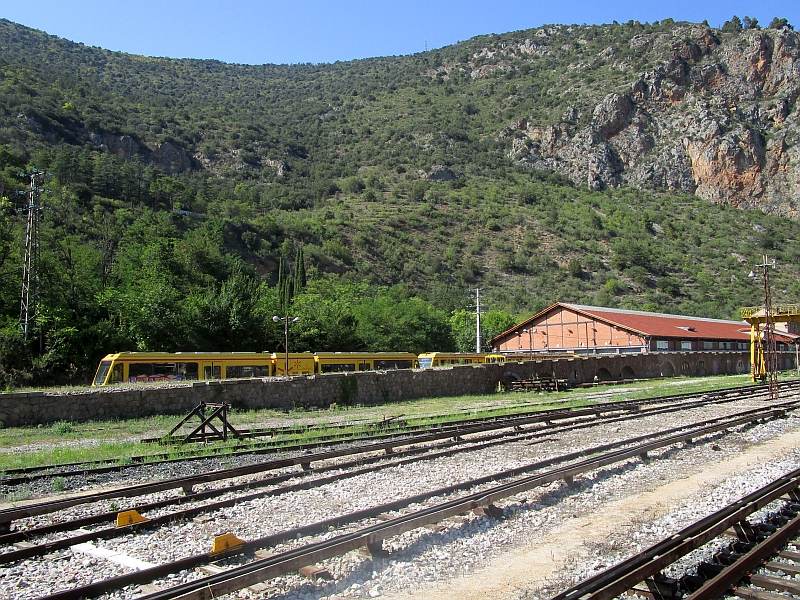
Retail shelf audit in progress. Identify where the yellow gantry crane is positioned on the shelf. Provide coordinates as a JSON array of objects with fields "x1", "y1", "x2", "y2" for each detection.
[{"x1": 741, "y1": 305, "x2": 800, "y2": 382}]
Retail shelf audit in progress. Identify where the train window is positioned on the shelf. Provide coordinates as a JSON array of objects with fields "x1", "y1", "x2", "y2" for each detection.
[
  {"x1": 418, "y1": 357, "x2": 433, "y2": 368},
  {"x1": 321, "y1": 363, "x2": 357, "y2": 373},
  {"x1": 182, "y1": 362, "x2": 199, "y2": 380},
  {"x1": 204, "y1": 365, "x2": 222, "y2": 379},
  {"x1": 226, "y1": 365, "x2": 271, "y2": 379},
  {"x1": 358, "y1": 362, "x2": 370, "y2": 371},
  {"x1": 129, "y1": 362, "x2": 189, "y2": 383},
  {"x1": 93, "y1": 361, "x2": 111, "y2": 386},
  {"x1": 374, "y1": 360, "x2": 414, "y2": 370},
  {"x1": 110, "y1": 363, "x2": 124, "y2": 383}
]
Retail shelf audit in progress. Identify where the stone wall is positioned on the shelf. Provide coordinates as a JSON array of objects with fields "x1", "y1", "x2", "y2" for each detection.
[{"x1": 0, "y1": 351, "x2": 761, "y2": 428}]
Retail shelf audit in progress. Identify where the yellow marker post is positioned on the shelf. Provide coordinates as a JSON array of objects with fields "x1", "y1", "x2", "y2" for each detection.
[
  {"x1": 115, "y1": 510, "x2": 149, "y2": 527},
  {"x1": 210, "y1": 533, "x2": 246, "y2": 555}
]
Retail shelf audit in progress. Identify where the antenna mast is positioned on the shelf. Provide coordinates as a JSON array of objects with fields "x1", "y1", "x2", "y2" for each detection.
[{"x1": 20, "y1": 170, "x2": 43, "y2": 345}]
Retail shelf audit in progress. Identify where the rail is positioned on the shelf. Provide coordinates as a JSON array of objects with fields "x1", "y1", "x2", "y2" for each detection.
[{"x1": 37, "y1": 398, "x2": 800, "y2": 600}]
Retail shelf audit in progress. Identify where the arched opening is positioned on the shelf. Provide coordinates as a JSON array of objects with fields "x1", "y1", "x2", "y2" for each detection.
[
  {"x1": 737, "y1": 360, "x2": 745, "y2": 374},
  {"x1": 726, "y1": 359, "x2": 732, "y2": 374},
  {"x1": 595, "y1": 368, "x2": 614, "y2": 382},
  {"x1": 499, "y1": 370, "x2": 522, "y2": 391},
  {"x1": 662, "y1": 362, "x2": 675, "y2": 377},
  {"x1": 621, "y1": 366, "x2": 636, "y2": 380},
  {"x1": 697, "y1": 361, "x2": 706, "y2": 376},
  {"x1": 713, "y1": 361, "x2": 719, "y2": 375},
  {"x1": 681, "y1": 361, "x2": 691, "y2": 374}
]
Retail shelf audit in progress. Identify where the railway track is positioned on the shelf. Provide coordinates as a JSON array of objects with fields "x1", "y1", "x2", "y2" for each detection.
[
  {"x1": 0, "y1": 392, "x2": 787, "y2": 565},
  {"x1": 3, "y1": 380, "x2": 792, "y2": 488},
  {"x1": 0, "y1": 381, "x2": 787, "y2": 531},
  {"x1": 550, "y1": 466, "x2": 800, "y2": 600},
  {"x1": 20, "y1": 390, "x2": 800, "y2": 600}
]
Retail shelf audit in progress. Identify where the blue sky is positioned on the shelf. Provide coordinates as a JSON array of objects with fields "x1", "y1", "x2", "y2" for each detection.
[{"x1": 2, "y1": 1, "x2": 798, "y2": 65}]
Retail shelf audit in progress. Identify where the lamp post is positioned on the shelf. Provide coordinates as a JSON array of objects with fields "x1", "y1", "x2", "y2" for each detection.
[{"x1": 273, "y1": 315, "x2": 301, "y2": 376}]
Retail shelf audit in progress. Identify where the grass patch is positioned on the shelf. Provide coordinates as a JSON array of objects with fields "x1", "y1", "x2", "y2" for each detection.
[{"x1": 0, "y1": 373, "x2": 780, "y2": 472}]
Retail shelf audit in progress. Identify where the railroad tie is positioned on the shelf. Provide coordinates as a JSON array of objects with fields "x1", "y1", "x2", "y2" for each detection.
[{"x1": 298, "y1": 565, "x2": 332, "y2": 581}]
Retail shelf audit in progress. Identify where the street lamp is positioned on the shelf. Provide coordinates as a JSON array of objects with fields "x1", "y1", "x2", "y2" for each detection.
[{"x1": 273, "y1": 315, "x2": 301, "y2": 376}]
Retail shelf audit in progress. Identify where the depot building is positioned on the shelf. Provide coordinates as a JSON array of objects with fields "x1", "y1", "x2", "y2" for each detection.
[{"x1": 490, "y1": 303, "x2": 798, "y2": 364}]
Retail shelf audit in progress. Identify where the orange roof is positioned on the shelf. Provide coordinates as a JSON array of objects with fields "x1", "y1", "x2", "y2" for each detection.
[
  {"x1": 491, "y1": 303, "x2": 797, "y2": 344},
  {"x1": 564, "y1": 304, "x2": 751, "y2": 340}
]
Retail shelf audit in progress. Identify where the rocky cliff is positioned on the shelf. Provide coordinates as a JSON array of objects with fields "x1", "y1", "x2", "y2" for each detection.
[{"x1": 506, "y1": 25, "x2": 800, "y2": 216}]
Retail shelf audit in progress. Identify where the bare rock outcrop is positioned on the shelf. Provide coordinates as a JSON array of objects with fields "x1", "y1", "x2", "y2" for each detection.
[
  {"x1": 510, "y1": 25, "x2": 800, "y2": 215},
  {"x1": 89, "y1": 133, "x2": 193, "y2": 175}
]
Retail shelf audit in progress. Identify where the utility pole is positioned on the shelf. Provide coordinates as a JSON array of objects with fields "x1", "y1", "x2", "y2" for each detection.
[
  {"x1": 474, "y1": 288, "x2": 484, "y2": 353},
  {"x1": 20, "y1": 170, "x2": 44, "y2": 348}
]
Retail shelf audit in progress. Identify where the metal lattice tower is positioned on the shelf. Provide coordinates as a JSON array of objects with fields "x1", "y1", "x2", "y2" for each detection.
[
  {"x1": 20, "y1": 171, "x2": 43, "y2": 343},
  {"x1": 759, "y1": 256, "x2": 779, "y2": 402}
]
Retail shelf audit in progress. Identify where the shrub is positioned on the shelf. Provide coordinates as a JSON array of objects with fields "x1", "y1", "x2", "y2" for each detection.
[{"x1": 52, "y1": 421, "x2": 74, "y2": 434}]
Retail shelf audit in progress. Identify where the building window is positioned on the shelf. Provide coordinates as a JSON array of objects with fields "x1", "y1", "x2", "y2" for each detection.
[
  {"x1": 656, "y1": 340, "x2": 669, "y2": 350},
  {"x1": 738, "y1": 342, "x2": 748, "y2": 350},
  {"x1": 681, "y1": 341, "x2": 692, "y2": 351},
  {"x1": 703, "y1": 341, "x2": 713, "y2": 350}
]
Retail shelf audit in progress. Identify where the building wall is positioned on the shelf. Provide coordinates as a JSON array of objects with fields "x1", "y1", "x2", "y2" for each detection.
[
  {"x1": 0, "y1": 351, "x2": 764, "y2": 428},
  {"x1": 495, "y1": 305, "x2": 647, "y2": 354}
]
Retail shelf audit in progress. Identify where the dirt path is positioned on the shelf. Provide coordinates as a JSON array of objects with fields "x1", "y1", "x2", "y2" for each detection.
[{"x1": 383, "y1": 429, "x2": 800, "y2": 600}]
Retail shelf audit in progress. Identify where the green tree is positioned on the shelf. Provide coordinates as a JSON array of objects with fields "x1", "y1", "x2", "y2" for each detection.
[
  {"x1": 354, "y1": 286, "x2": 454, "y2": 353},
  {"x1": 449, "y1": 309, "x2": 518, "y2": 352},
  {"x1": 722, "y1": 16, "x2": 743, "y2": 32},
  {"x1": 768, "y1": 17, "x2": 792, "y2": 29}
]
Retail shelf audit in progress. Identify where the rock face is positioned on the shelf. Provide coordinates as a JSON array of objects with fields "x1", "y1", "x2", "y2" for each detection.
[
  {"x1": 89, "y1": 133, "x2": 193, "y2": 175},
  {"x1": 420, "y1": 165, "x2": 457, "y2": 181},
  {"x1": 509, "y1": 25, "x2": 800, "y2": 216}
]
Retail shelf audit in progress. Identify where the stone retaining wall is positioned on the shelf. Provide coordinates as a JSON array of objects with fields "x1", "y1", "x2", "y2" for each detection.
[{"x1": 0, "y1": 351, "x2": 758, "y2": 427}]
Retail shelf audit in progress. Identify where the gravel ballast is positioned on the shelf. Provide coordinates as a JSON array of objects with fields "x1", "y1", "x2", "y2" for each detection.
[{"x1": 1, "y1": 394, "x2": 799, "y2": 600}]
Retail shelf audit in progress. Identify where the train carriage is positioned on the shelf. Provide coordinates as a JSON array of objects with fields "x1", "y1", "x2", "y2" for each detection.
[
  {"x1": 92, "y1": 351, "x2": 419, "y2": 386},
  {"x1": 417, "y1": 352, "x2": 506, "y2": 368},
  {"x1": 314, "y1": 352, "x2": 417, "y2": 373},
  {"x1": 93, "y1": 352, "x2": 274, "y2": 386}
]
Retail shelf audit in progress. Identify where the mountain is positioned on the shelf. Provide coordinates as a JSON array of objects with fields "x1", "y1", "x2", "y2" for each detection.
[
  {"x1": 2, "y1": 19, "x2": 799, "y2": 213},
  {"x1": 1, "y1": 17, "x2": 800, "y2": 385}
]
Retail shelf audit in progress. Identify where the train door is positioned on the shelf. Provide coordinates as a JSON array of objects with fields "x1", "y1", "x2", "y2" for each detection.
[{"x1": 201, "y1": 361, "x2": 222, "y2": 380}]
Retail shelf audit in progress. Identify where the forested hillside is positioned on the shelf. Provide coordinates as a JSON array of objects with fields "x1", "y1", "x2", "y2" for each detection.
[{"x1": 0, "y1": 17, "x2": 799, "y2": 386}]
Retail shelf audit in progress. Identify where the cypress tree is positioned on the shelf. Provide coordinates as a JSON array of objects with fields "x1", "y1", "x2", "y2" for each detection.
[
  {"x1": 293, "y1": 246, "x2": 306, "y2": 294},
  {"x1": 277, "y1": 256, "x2": 293, "y2": 314}
]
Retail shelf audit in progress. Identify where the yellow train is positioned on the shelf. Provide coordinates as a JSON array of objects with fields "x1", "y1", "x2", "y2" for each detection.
[
  {"x1": 92, "y1": 351, "x2": 421, "y2": 386},
  {"x1": 416, "y1": 352, "x2": 506, "y2": 368}
]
